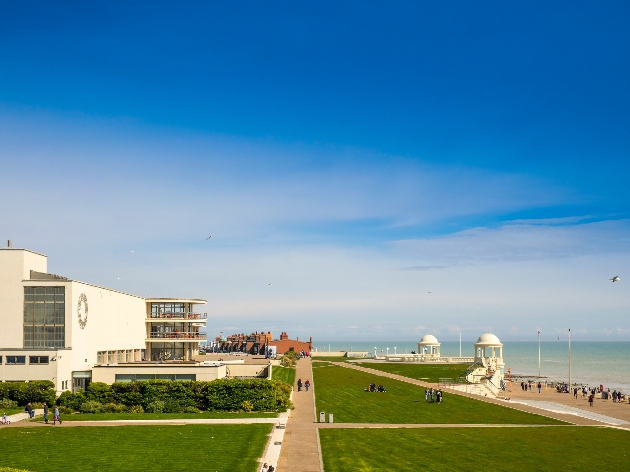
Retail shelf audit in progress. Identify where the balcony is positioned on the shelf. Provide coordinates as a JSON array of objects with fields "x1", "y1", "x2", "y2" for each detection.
[
  {"x1": 146, "y1": 332, "x2": 207, "y2": 341},
  {"x1": 147, "y1": 312, "x2": 207, "y2": 321}
]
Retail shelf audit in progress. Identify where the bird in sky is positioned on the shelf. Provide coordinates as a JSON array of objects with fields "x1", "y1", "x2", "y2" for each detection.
[
  {"x1": 269, "y1": 283, "x2": 273, "y2": 286},
  {"x1": 116, "y1": 277, "x2": 122, "y2": 280},
  {"x1": 206, "y1": 236, "x2": 212, "y2": 240},
  {"x1": 129, "y1": 250, "x2": 135, "y2": 253},
  {"x1": 610, "y1": 276, "x2": 620, "y2": 282},
  {"x1": 428, "y1": 291, "x2": 431, "y2": 294}
]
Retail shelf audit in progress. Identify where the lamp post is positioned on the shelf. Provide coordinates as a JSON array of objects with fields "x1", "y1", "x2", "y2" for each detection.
[
  {"x1": 459, "y1": 332, "x2": 462, "y2": 357},
  {"x1": 538, "y1": 330, "x2": 541, "y2": 379},
  {"x1": 386, "y1": 347, "x2": 389, "y2": 357},
  {"x1": 394, "y1": 346, "x2": 397, "y2": 355},
  {"x1": 374, "y1": 347, "x2": 377, "y2": 358},
  {"x1": 569, "y1": 328, "x2": 572, "y2": 393}
]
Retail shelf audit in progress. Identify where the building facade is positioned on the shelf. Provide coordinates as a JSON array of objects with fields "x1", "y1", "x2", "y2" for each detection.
[{"x1": 0, "y1": 246, "x2": 207, "y2": 393}]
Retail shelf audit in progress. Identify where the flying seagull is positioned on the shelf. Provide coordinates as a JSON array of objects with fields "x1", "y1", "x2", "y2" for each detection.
[
  {"x1": 206, "y1": 236, "x2": 212, "y2": 240},
  {"x1": 128, "y1": 250, "x2": 135, "y2": 253},
  {"x1": 269, "y1": 283, "x2": 273, "y2": 286},
  {"x1": 610, "y1": 276, "x2": 620, "y2": 282}
]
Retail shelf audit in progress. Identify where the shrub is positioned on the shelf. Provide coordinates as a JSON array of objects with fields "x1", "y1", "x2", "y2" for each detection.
[
  {"x1": 241, "y1": 400, "x2": 253, "y2": 412},
  {"x1": 0, "y1": 398, "x2": 18, "y2": 409},
  {"x1": 0, "y1": 381, "x2": 56, "y2": 406},
  {"x1": 86, "y1": 382, "x2": 115, "y2": 404},
  {"x1": 145, "y1": 401, "x2": 165, "y2": 413},
  {"x1": 128, "y1": 405, "x2": 144, "y2": 414},
  {"x1": 280, "y1": 355, "x2": 297, "y2": 367},
  {"x1": 0, "y1": 467, "x2": 33, "y2": 472},
  {"x1": 205, "y1": 379, "x2": 278, "y2": 411},
  {"x1": 102, "y1": 403, "x2": 127, "y2": 413},
  {"x1": 30, "y1": 402, "x2": 45, "y2": 409},
  {"x1": 182, "y1": 406, "x2": 200, "y2": 413},
  {"x1": 79, "y1": 401, "x2": 103, "y2": 414},
  {"x1": 162, "y1": 400, "x2": 182, "y2": 414},
  {"x1": 57, "y1": 406, "x2": 73, "y2": 415},
  {"x1": 274, "y1": 381, "x2": 294, "y2": 411},
  {"x1": 56, "y1": 390, "x2": 86, "y2": 411}
]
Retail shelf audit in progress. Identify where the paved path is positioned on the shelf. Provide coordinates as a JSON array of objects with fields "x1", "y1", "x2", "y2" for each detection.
[
  {"x1": 508, "y1": 400, "x2": 630, "y2": 426},
  {"x1": 316, "y1": 423, "x2": 593, "y2": 429},
  {"x1": 332, "y1": 362, "x2": 612, "y2": 426},
  {"x1": 7, "y1": 417, "x2": 286, "y2": 428},
  {"x1": 277, "y1": 358, "x2": 322, "y2": 472}
]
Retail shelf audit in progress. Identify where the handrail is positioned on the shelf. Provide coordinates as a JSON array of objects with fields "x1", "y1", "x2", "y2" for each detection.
[
  {"x1": 147, "y1": 332, "x2": 207, "y2": 339},
  {"x1": 148, "y1": 313, "x2": 207, "y2": 320}
]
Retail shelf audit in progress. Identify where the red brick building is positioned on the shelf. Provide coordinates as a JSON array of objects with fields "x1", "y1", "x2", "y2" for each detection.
[{"x1": 216, "y1": 331, "x2": 312, "y2": 355}]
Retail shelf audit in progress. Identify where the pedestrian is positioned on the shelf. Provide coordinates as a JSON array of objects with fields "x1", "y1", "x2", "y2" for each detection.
[
  {"x1": 537, "y1": 382, "x2": 541, "y2": 393},
  {"x1": 430, "y1": 388, "x2": 435, "y2": 403},
  {"x1": 588, "y1": 394, "x2": 594, "y2": 407},
  {"x1": 574, "y1": 388, "x2": 578, "y2": 399},
  {"x1": 261, "y1": 463, "x2": 269, "y2": 472},
  {"x1": 304, "y1": 379, "x2": 311, "y2": 392},
  {"x1": 297, "y1": 379, "x2": 303, "y2": 392},
  {"x1": 268, "y1": 465, "x2": 275, "y2": 472},
  {"x1": 53, "y1": 406, "x2": 62, "y2": 425},
  {"x1": 43, "y1": 402, "x2": 49, "y2": 424},
  {"x1": 25, "y1": 402, "x2": 34, "y2": 419},
  {"x1": 521, "y1": 381, "x2": 524, "y2": 391},
  {"x1": 425, "y1": 388, "x2": 428, "y2": 402}
]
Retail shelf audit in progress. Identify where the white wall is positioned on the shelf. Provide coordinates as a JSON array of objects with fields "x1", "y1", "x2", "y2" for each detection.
[
  {"x1": 65, "y1": 281, "x2": 146, "y2": 373},
  {"x1": 0, "y1": 249, "x2": 47, "y2": 348}
]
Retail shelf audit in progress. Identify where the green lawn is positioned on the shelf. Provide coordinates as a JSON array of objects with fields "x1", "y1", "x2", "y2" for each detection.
[
  {"x1": 312, "y1": 365, "x2": 563, "y2": 424},
  {"x1": 320, "y1": 427, "x2": 630, "y2": 471},
  {"x1": 355, "y1": 362, "x2": 471, "y2": 383},
  {"x1": 0, "y1": 424, "x2": 271, "y2": 472},
  {"x1": 271, "y1": 365, "x2": 296, "y2": 386},
  {"x1": 47, "y1": 411, "x2": 277, "y2": 422},
  {"x1": 312, "y1": 356, "x2": 354, "y2": 363},
  {"x1": 1, "y1": 408, "x2": 25, "y2": 416}
]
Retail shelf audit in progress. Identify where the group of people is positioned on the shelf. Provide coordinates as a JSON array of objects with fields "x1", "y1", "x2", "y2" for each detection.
[
  {"x1": 520, "y1": 381, "x2": 543, "y2": 393},
  {"x1": 24, "y1": 402, "x2": 62, "y2": 425},
  {"x1": 299, "y1": 350, "x2": 310, "y2": 357},
  {"x1": 296, "y1": 378, "x2": 311, "y2": 392},
  {"x1": 364, "y1": 383, "x2": 386, "y2": 393},
  {"x1": 261, "y1": 463, "x2": 275, "y2": 472},
  {"x1": 425, "y1": 388, "x2": 443, "y2": 403}
]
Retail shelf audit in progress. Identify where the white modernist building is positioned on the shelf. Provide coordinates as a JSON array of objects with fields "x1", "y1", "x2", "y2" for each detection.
[{"x1": 0, "y1": 245, "x2": 210, "y2": 393}]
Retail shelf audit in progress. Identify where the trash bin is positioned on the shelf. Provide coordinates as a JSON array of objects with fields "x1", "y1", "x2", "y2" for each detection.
[
  {"x1": 320, "y1": 411, "x2": 326, "y2": 423},
  {"x1": 329, "y1": 413, "x2": 334, "y2": 424}
]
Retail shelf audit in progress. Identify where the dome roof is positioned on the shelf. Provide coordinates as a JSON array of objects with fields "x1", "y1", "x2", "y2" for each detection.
[
  {"x1": 475, "y1": 333, "x2": 502, "y2": 345},
  {"x1": 418, "y1": 334, "x2": 439, "y2": 345}
]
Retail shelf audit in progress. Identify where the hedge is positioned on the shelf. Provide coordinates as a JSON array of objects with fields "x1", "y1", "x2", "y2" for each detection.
[
  {"x1": 57, "y1": 379, "x2": 292, "y2": 412},
  {"x1": 0, "y1": 381, "x2": 56, "y2": 406}
]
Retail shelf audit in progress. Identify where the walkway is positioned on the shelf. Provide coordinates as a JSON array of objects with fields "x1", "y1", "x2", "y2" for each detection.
[
  {"x1": 276, "y1": 358, "x2": 322, "y2": 472},
  {"x1": 508, "y1": 400, "x2": 629, "y2": 426},
  {"x1": 6, "y1": 417, "x2": 286, "y2": 428},
  {"x1": 332, "y1": 362, "x2": 613, "y2": 426}
]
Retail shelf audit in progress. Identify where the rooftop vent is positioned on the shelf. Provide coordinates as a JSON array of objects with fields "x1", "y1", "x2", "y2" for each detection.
[{"x1": 7, "y1": 240, "x2": 12, "y2": 248}]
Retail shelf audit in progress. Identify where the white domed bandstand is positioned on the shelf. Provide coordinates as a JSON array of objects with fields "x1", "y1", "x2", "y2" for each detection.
[
  {"x1": 474, "y1": 333, "x2": 504, "y2": 371},
  {"x1": 417, "y1": 334, "x2": 441, "y2": 357}
]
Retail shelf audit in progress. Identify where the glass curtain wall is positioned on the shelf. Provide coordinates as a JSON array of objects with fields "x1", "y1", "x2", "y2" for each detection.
[
  {"x1": 150, "y1": 303, "x2": 186, "y2": 318},
  {"x1": 151, "y1": 343, "x2": 185, "y2": 361},
  {"x1": 24, "y1": 287, "x2": 65, "y2": 348}
]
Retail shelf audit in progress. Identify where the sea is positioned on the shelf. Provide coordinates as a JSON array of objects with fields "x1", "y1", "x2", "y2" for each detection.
[{"x1": 314, "y1": 341, "x2": 630, "y2": 391}]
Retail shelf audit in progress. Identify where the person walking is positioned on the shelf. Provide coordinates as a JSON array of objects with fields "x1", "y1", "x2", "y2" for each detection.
[
  {"x1": 53, "y1": 406, "x2": 62, "y2": 425},
  {"x1": 304, "y1": 379, "x2": 311, "y2": 392},
  {"x1": 425, "y1": 388, "x2": 429, "y2": 402},
  {"x1": 537, "y1": 382, "x2": 542, "y2": 393},
  {"x1": 588, "y1": 393, "x2": 594, "y2": 407},
  {"x1": 43, "y1": 402, "x2": 49, "y2": 424},
  {"x1": 297, "y1": 379, "x2": 302, "y2": 392},
  {"x1": 25, "y1": 402, "x2": 34, "y2": 419}
]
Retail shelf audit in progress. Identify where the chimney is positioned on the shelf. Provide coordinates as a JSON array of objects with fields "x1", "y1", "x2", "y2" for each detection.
[{"x1": 7, "y1": 240, "x2": 12, "y2": 248}]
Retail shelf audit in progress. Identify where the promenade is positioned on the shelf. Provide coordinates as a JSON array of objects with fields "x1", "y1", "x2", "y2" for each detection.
[{"x1": 277, "y1": 358, "x2": 321, "y2": 472}]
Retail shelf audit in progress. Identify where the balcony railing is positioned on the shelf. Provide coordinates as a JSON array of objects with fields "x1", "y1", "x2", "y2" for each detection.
[
  {"x1": 148, "y1": 313, "x2": 208, "y2": 320},
  {"x1": 147, "y1": 332, "x2": 207, "y2": 340}
]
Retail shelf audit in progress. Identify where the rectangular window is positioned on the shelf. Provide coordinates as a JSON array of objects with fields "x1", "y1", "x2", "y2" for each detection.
[
  {"x1": 97, "y1": 352, "x2": 105, "y2": 364},
  {"x1": 23, "y1": 286, "x2": 65, "y2": 349},
  {"x1": 0, "y1": 356, "x2": 2, "y2": 364},
  {"x1": 6, "y1": 356, "x2": 26, "y2": 365},
  {"x1": 29, "y1": 356, "x2": 49, "y2": 364}
]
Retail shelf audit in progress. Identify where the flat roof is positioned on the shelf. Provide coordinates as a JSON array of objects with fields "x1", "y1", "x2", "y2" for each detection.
[
  {"x1": 22, "y1": 278, "x2": 145, "y2": 300},
  {"x1": 0, "y1": 247, "x2": 47, "y2": 257},
  {"x1": 145, "y1": 298, "x2": 207, "y2": 304}
]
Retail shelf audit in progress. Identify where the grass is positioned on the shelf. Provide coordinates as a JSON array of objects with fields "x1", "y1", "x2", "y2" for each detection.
[
  {"x1": 272, "y1": 365, "x2": 296, "y2": 386},
  {"x1": 355, "y1": 362, "x2": 471, "y2": 383},
  {"x1": 46, "y1": 411, "x2": 277, "y2": 422},
  {"x1": 1, "y1": 408, "x2": 25, "y2": 416},
  {"x1": 0, "y1": 424, "x2": 271, "y2": 472},
  {"x1": 312, "y1": 356, "x2": 355, "y2": 363},
  {"x1": 312, "y1": 364, "x2": 563, "y2": 424},
  {"x1": 320, "y1": 427, "x2": 630, "y2": 471}
]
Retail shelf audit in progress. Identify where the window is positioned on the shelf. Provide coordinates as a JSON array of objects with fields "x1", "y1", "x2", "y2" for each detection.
[
  {"x1": 29, "y1": 356, "x2": 49, "y2": 365},
  {"x1": 0, "y1": 356, "x2": 2, "y2": 364},
  {"x1": 115, "y1": 373, "x2": 196, "y2": 382},
  {"x1": 97, "y1": 352, "x2": 105, "y2": 364},
  {"x1": 23, "y1": 286, "x2": 65, "y2": 348},
  {"x1": 6, "y1": 356, "x2": 26, "y2": 365}
]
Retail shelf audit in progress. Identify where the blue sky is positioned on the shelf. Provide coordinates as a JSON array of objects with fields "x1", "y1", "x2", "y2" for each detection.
[{"x1": 1, "y1": 1, "x2": 629, "y2": 341}]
